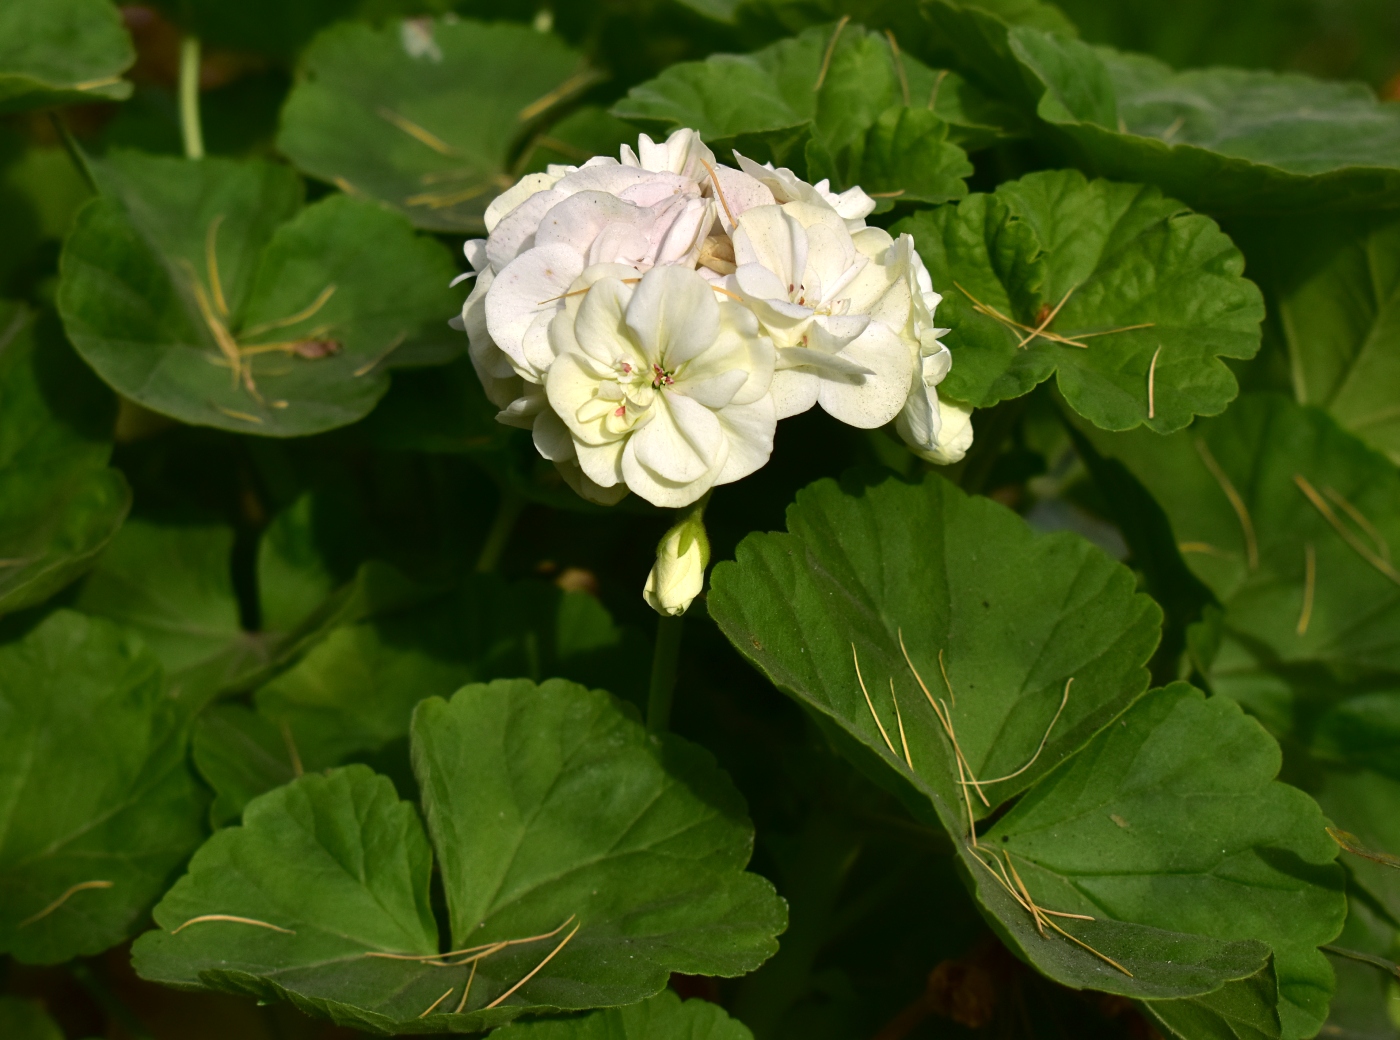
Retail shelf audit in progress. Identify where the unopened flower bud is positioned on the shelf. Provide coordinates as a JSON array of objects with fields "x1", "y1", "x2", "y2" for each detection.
[{"x1": 644, "y1": 507, "x2": 711, "y2": 616}]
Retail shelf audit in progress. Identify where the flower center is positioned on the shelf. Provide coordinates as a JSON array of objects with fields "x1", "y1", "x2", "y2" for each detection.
[{"x1": 651, "y1": 363, "x2": 675, "y2": 389}]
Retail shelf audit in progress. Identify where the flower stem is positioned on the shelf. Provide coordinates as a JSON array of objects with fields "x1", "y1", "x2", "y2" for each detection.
[
  {"x1": 475, "y1": 486, "x2": 524, "y2": 573},
  {"x1": 647, "y1": 614, "x2": 685, "y2": 732},
  {"x1": 179, "y1": 36, "x2": 204, "y2": 160},
  {"x1": 48, "y1": 112, "x2": 97, "y2": 194}
]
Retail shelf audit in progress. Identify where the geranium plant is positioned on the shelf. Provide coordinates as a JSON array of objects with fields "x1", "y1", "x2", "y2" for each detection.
[{"x1": 2, "y1": 0, "x2": 1400, "y2": 1038}]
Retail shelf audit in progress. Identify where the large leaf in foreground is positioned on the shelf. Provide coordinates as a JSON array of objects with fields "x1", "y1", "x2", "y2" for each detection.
[
  {"x1": 614, "y1": 21, "x2": 1017, "y2": 163},
  {"x1": 0, "y1": 611, "x2": 206, "y2": 964},
  {"x1": 134, "y1": 679, "x2": 785, "y2": 1034},
  {"x1": 58, "y1": 152, "x2": 461, "y2": 436},
  {"x1": 709, "y1": 473, "x2": 1343, "y2": 1033},
  {"x1": 278, "y1": 18, "x2": 589, "y2": 233},
  {"x1": 896, "y1": 169, "x2": 1262, "y2": 432},
  {"x1": 0, "y1": 303, "x2": 129, "y2": 615},
  {"x1": 1005, "y1": 27, "x2": 1400, "y2": 213},
  {"x1": 488, "y1": 990, "x2": 753, "y2": 1040},
  {"x1": 0, "y1": 0, "x2": 133, "y2": 112}
]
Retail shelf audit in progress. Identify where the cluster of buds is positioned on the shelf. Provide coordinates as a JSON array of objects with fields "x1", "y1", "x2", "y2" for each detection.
[{"x1": 454, "y1": 129, "x2": 973, "y2": 611}]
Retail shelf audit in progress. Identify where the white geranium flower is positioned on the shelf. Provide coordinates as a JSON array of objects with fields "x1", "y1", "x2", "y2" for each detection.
[
  {"x1": 546, "y1": 264, "x2": 776, "y2": 508},
  {"x1": 727, "y1": 201, "x2": 914, "y2": 428},
  {"x1": 734, "y1": 152, "x2": 875, "y2": 229}
]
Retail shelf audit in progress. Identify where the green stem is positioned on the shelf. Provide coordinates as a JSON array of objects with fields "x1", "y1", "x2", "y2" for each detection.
[
  {"x1": 179, "y1": 35, "x2": 204, "y2": 160},
  {"x1": 647, "y1": 614, "x2": 684, "y2": 733},
  {"x1": 48, "y1": 112, "x2": 98, "y2": 194},
  {"x1": 475, "y1": 487, "x2": 524, "y2": 573},
  {"x1": 69, "y1": 959, "x2": 154, "y2": 1040}
]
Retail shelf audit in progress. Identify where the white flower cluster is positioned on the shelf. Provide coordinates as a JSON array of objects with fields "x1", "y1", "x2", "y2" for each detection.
[{"x1": 457, "y1": 129, "x2": 973, "y2": 508}]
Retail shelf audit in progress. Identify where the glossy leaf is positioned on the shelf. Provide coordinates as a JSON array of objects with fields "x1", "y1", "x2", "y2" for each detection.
[
  {"x1": 278, "y1": 18, "x2": 590, "y2": 233},
  {"x1": 58, "y1": 152, "x2": 462, "y2": 436},
  {"x1": 614, "y1": 22, "x2": 1019, "y2": 163},
  {"x1": 709, "y1": 473, "x2": 1343, "y2": 1029},
  {"x1": 0, "y1": 611, "x2": 207, "y2": 964},
  {"x1": 0, "y1": 0, "x2": 133, "y2": 113},
  {"x1": 1144, "y1": 962, "x2": 1282, "y2": 1040},
  {"x1": 192, "y1": 706, "x2": 299, "y2": 829},
  {"x1": 1006, "y1": 28, "x2": 1400, "y2": 214},
  {"x1": 487, "y1": 990, "x2": 754, "y2": 1040},
  {"x1": 133, "y1": 680, "x2": 785, "y2": 1033},
  {"x1": 0, "y1": 303, "x2": 129, "y2": 615},
  {"x1": 895, "y1": 169, "x2": 1263, "y2": 431}
]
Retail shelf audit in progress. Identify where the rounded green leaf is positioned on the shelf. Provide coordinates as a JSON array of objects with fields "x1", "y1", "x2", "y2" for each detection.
[
  {"x1": 133, "y1": 679, "x2": 786, "y2": 1033},
  {"x1": 988, "y1": 684, "x2": 1344, "y2": 1037},
  {"x1": 1006, "y1": 27, "x2": 1400, "y2": 214},
  {"x1": 708, "y1": 473, "x2": 1341, "y2": 1019},
  {"x1": 488, "y1": 990, "x2": 753, "y2": 1040},
  {"x1": 615, "y1": 22, "x2": 1019, "y2": 161},
  {"x1": 0, "y1": 996, "x2": 64, "y2": 1040},
  {"x1": 0, "y1": 302, "x2": 130, "y2": 615},
  {"x1": 57, "y1": 152, "x2": 463, "y2": 437},
  {"x1": 0, "y1": 610, "x2": 207, "y2": 964},
  {"x1": 895, "y1": 169, "x2": 1264, "y2": 432},
  {"x1": 0, "y1": 0, "x2": 134, "y2": 113},
  {"x1": 277, "y1": 18, "x2": 592, "y2": 233}
]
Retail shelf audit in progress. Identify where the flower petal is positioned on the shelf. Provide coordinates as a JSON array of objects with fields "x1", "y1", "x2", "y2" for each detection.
[
  {"x1": 715, "y1": 396, "x2": 777, "y2": 486},
  {"x1": 817, "y1": 321, "x2": 915, "y2": 429},
  {"x1": 631, "y1": 390, "x2": 719, "y2": 484},
  {"x1": 485, "y1": 244, "x2": 583, "y2": 371},
  {"x1": 625, "y1": 265, "x2": 720, "y2": 367}
]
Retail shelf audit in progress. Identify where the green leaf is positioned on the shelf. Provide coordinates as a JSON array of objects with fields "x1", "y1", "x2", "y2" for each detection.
[
  {"x1": 0, "y1": 996, "x2": 64, "y2": 1040},
  {"x1": 987, "y1": 684, "x2": 1343, "y2": 1037},
  {"x1": 133, "y1": 679, "x2": 786, "y2": 1033},
  {"x1": 1237, "y1": 213, "x2": 1400, "y2": 466},
  {"x1": 488, "y1": 989, "x2": 754, "y2": 1039},
  {"x1": 894, "y1": 169, "x2": 1264, "y2": 432},
  {"x1": 277, "y1": 18, "x2": 591, "y2": 233},
  {"x1": 1005, "y1": 28, "x2": 1400, "y2": 214},
  {"x1": 0, "y1": 610, "x2": 207, "y2": 964},
  {"x1": 57, "y1": 152, "x2": 462, "y2": 437},
  {"x1": 0, "y1": 303, "x2": 130, "y2": 615},
  {"x1": 807, "y1": 105, "x2": 973, "y2": 205},
  {"x1": 74, "y1": 517, "x2": 254, "y2": 691},
  {"x1": 192, "y1": 705, "x2": 299, "y2": 829},
  {"x1": 1076, "y1": 394, "x2": 1400, "y2": 683},
  {"x1": 1144, "y1": 962, "x2": 1282, "y2": 1040},
  {"x1": 709, "y1": 473, "x2": 1343, "y2": 1027},
  {"x1": 613, "y1": 22, "x2": 1019, "y2": 164},
  {"x1": 1314, "y1": 692, "x2": 1400, "y2": 782},
  {"x1": 0, "y1": 0, "x2": 133, "y2": 113},
  {"x1": 1316, "y1": 769, "x2": 1400, "y2": 924}
]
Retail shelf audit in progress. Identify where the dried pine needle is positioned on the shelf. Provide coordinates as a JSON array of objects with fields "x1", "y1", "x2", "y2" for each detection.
[
  {"x1": 377, "y1": 106, "x2": 457, "y2": 156},
  {"x1": 205, "y1": 215, "x2": 229, "y2": 318},
  {"x1": 927, "y1": 69, "x2": 949, "y2": 111},
  {"x1": 454, "y1": 959, "x2": 479, "y2": 1013},
  {"x1": 169, "y1": 914, "x2": 295, "y2": 935},
  {"x1": 1325, "y1": 486, "x2": 1392, "y2": 563},
  {"x1": 852, "y1": 644, "x2": 897, "y2": 757},
  {"x1": 484, "y1": 921, "x2": 581, "y2": 1009},
  {"x1": 365, "y1": 915, "x2": 577, "y2": 966},
  {"x1": 18, "y1": 880, "x2": 114, "y2": 927},
  {"x1": 885, "y1": 30, "x2": 911, "y2": 106},
  {"x1": 814, "y1": 16, "x2": 850, "y2": 92},
  {"x1": 214, "y1": 405, "x2": 264, "y2": 424},
  {"x1": 700, "y1": 158, "x2": 736, "y2": 226},
  {"x1": 970, "y1": 679, "x2": 1072, "y2": 787},
  {"x1": 1147, "y1": 345, "x2": 1162, "y2": 419},
  {"x1": 1015, "y1": 285, "x2": 1077, "y2": 349},
  {"x1": 419, "y1": 987, "x2": 455, "y2": 1018},
  {"x1": 405, "y1": 180, "x2": 497, "y2": 210},
  {"x1": 1295, "y1": 474, "x2": 1400, "y2": 586},
  {"x1": 1297, "y1": 542, "x2": 1316, "y2": 637},
  {"x1": 241, "y1": 285, "x2": 337, "y2": 340},
  {"x1": 1196, "y1": 439, "x2": 1259, "y2": 570},
  {"x1": 890, "y1": 678, "x2": 913, "y2": 770},
  {"x1": 519, "y1": 70, "x2": 603, "y2": 122}
]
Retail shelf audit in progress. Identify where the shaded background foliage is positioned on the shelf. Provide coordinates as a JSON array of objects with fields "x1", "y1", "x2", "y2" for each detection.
[{"x1": 3, "y1": 0, "x2": 1400, "y2": 1038}]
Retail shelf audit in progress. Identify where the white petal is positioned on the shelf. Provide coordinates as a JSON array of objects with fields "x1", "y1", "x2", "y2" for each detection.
[
  {"x1": 545, "y1": 351, "x2": 615, "y2": 447},
  {"x1": 575, "y1": 438, "x2": 627, "y2": 489},
  {"x1": 621, "y1": 433, "x2": 722, "y2": 508},
  {"x1": 631, "y1": 391, "x2": 719, "y2": 484},
  {"x1": 733, "y1": 205, "x2": 804, "y2": 287},
  {"x1": 531, "y1": 405, "x2": 574, "y2": 461},
  {"x1": 625, "y1": 265, "x2": 720, "y2": 367},
  {"x1": 557, "y1": 456, "x2": 630, "y2": 505},
  {"x1": 817, "y1": 321, "x2": 915, "y2": 429},
  {"x1": 769, "y1": 368, "x2": 820, "y2": 419},
  {"x1": 679, "y1": 367, "x2": 748, "y2": 409},
  {"x1": 776, "y1": 346, "x2": 872, "y2": 379},
  {"x1": 486, "y1": 188, "x2": 565, "y2": 272},
  {"x1": 484, "y1": 172, "x2": 560, "y2": 234},
  {"x1": 714, "y1": 396, "x2": 777, "y2": 486},
  {"x1": 485, "y1": 244, "x2": 583, "y2": 370},
  {"x1": 710, "y1": 163, "x2": 775, "y2": 231},
  {"x1": 573, "y1": 276, "x2": 638, "y2": 366}
]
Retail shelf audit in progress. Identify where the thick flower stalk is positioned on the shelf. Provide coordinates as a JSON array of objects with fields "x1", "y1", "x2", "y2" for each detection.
[{"x1": 454, "y1": 127, "x2": 972, "y2": 511}]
